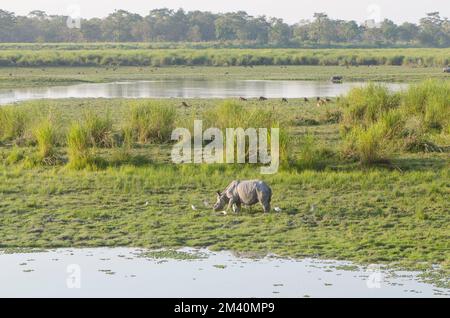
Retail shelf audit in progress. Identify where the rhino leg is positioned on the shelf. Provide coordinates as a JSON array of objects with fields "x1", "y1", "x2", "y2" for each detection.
[{"x1": 228, "y1": 197, "x2": 240, "y2": 213}]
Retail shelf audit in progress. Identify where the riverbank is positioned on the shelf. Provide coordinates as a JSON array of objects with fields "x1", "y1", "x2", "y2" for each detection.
[{"x1": 0, "y1": 65, "x2": 448, "y2": 89}]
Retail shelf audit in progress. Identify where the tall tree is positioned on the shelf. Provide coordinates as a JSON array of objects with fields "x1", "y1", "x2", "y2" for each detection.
[
  {"x1": 269, "y1": 18, "x2": 291, "y2": 45},
  {"x1": 0, "y1": 10, "x2": 16, "y2": 42},
  {"x1": 419, "y1": 12, "x2": 449, "y2": 47}
]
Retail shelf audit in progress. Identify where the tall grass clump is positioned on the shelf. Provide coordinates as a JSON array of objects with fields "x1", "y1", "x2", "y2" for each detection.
[
  {"x1": 339, "y1": 80, "x2": 449, "y2": 162},
  {"x1": 399, "y1": 80, "x2": 449, "y2": 151},
  {"x1": 203, "y1": 101, "x2": 292, "y2": 165},
  {"x1": 82, "y1": 111, "x2": 114, "y2": 147},
  {"x1": 0, "y1": 107, "x2": 30, "y2": 143},
  {"x1": 401, "y1": 80, "x2": 450, "y2": 131},
  {"x1": 203, "y1": 100, "x2": 280, "y2": 131},
  {"x1": 33, "y1": 118, "x2": 59, "y2": 164},
  {"x1": 125, "y1": 102, "x2": 177, "y2": 144},
  {"x1": 338, "y1": 83, "x2": 400, "y2": 130},
  {"x1": 66, "y1": 122, "x2": 95, "y2": 170},
  {"x1": 342, "y1": 123, "x2": 391, "y2": 165}
]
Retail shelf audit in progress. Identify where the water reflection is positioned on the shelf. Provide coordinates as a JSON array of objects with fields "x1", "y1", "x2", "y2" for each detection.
[
  {"x1": 0, "y1": 248, "x2": 446, "y2": 298},
  {"x1": 0, "y1": 80, "x2": 408, "y2": 105}
]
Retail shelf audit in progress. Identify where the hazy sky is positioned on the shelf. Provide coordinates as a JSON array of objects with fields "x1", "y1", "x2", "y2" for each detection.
[{"x1": 2, "y1": 0, "x2": 449, "y2": 24}]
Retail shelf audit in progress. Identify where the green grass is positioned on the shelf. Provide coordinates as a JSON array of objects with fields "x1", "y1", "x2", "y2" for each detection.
[
  {"x1": 0, "y1": 160, "x2": 448, "y2": 272},
  {"x1": 126, "y1": 102, "x2": 177, "y2": 144},
  {"x1": 0, "y1": 96, "x2": 448, "y2": 275},
  {"x1": 0, "y1": 65, "x2": 449, "y2": 89},
  {"x1": 32, "y1": 117, "x2": 59, "y2": 164},
  {"x1": 66, "y1": 122, "x2": 98, "y2": 170},
  {"x1": 339, "y1": 81, "x2": 449, "y2": 164},
  {"x1": 0, "y1": 106, "x2": 30, "y2": 142},
  {"x1": 0, "y1": 48, "x2": 448, "y2": 67}
]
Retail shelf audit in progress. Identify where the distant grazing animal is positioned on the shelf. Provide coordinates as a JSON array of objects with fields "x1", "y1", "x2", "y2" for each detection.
[
  {"x1": 331, "y1": 76, "x2": 343, "y2": 83},
  {"x1": 317, "y1": 99, "x2": 326, "y2": 107},
  {"x1": 213, "y1": 180, "x2": 272, "y2": 213},
  {"x1": 259, "y1": 96, "x2": 268, "y2": 101},
  {"x1": 325, "y1": 98, "x2": 331, "y2": 102},
  {"x1": 443, "y1": 67, "x2": 450, "y2": 73},
  {"x1": 181, "y1": 101, "x2": 191, "y2": 108},
  {"x1": 316, "y1": 97, "x2": 321, "y2": 102},
  {"x1": 304, "y1": 97, "x2": 309, "y2": 102},
  {"x1": 239, "y1": 97, "x2": 248, "y2": 101},
  {"x1": 281, "y1": 98, "x2": 288, "y2": 103}
]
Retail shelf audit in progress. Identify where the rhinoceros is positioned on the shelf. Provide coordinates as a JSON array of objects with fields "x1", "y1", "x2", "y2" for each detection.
[{"x1": 213, "y1": 180, "x2": 272, "y2": 213}]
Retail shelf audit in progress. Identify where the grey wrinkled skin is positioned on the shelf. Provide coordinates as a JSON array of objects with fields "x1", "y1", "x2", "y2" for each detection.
[{"x1": 213, "y1": 180, "x2": 272, "y2": 213}]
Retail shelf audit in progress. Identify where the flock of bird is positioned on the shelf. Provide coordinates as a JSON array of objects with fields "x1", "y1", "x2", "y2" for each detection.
[{"x1": 181, "y1": 96, "x2": 333, "y2": 108}]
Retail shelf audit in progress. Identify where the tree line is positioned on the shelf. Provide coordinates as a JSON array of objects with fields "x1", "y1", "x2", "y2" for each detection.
[{"x1": 0, "y1": 9, "x2": 448, "y2": 47}]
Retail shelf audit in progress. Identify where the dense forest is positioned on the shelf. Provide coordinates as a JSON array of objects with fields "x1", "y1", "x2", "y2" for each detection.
[{"x1": 0, "y1": 9, "x2": 449, "y2": 47}]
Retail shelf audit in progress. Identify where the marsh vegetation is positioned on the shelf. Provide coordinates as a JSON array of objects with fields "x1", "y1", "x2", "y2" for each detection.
[{"x1": 0, "y1": 80, "x2": 448, "y2": 285}]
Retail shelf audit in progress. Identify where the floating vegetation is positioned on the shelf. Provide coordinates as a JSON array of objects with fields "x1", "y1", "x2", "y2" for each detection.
[
  {"x1": 1, "y1": 248, "x2": 48, "y2": 255},
  {"x1": 334, "y1": 265, "x2": 360, "y2": 272},
  {"x1": 137, "y1": 249, "x2": 207, "y2": 261}
]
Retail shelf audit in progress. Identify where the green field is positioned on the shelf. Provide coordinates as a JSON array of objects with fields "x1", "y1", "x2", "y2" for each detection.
[
  {"x1": 0, "y1": 65, "x2": 449, "y2": 89},
  {"x1": 0, "y1": 48, "x2": 448, "y2": 68}
]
